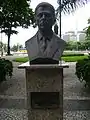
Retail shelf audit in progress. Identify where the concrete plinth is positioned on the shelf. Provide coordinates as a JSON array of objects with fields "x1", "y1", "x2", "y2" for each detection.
[{"x1": 18, "y1": 62, "x2": 69, "y2": 120}]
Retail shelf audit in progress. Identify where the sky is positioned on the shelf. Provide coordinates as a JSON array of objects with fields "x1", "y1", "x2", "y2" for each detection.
[{"x1": 1, "y1": 0, "x2": 90, "y2": 47}]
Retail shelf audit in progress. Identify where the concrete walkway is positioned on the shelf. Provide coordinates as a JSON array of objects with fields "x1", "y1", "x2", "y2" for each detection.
[{"x1": 0, "y1": 61, "x2": 90, "y2": 119}]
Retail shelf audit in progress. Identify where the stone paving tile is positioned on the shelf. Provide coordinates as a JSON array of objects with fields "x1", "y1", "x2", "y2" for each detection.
[
  {"x1": 0, "y1": 98, "x2": 90, "y2": 112},
  {"x1": 64, "y1": 111, "x2": 90, "y2": 120},
  {"x1": 0, "y1": 108, "x2": 28, "y2": 120},
  {"x1": 0, "y1": 68, "x2": 26, "y2": 97},
  {"x1": 63, "y1": 64, "x2": 90, "y2": 99},
  {"x1": 0, "y1": 98, "x2": 26, "y2": 109},
  {"x1": 0, "y1": 109, "x2": 90, "y2": 120},
  {"x1": 64, "y1": 99, "x2": 90, "y2": 111},
  {"x1": 0, "y1": 97, "x2": 90, "y2": 111}
]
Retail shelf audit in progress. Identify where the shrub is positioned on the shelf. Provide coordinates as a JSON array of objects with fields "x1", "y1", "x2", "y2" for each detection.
[
  {"x1": 75, "y1": 56, "x2": 90, "y2": 88},
  {"x1": 62, "y1": 53, "x2": 84, "y2": 57},
  {"x1": 0, "y1": 58, "x2": 13, "y2": 82}
]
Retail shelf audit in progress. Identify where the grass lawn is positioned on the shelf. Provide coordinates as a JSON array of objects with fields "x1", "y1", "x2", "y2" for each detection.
[
  {"x1": 13, "y1": 55, "x2": 89, "y2": 63},
  {"x1": 61, "y1": 55, "x2": 89, "y2": 62},
  {"x1": 13, "y1": 57, "x2": 29, "y2": 63}
]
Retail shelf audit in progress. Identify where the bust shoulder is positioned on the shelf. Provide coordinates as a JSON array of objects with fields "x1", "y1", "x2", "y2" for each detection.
[
  {"x1": 25, "y1": 33, "x2": 37, "y2": 46},
  {"x1": 53, "y1": 33, "x2": 66, "y2": 44}
]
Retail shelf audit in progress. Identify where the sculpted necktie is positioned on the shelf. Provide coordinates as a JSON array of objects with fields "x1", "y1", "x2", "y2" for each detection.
[{"x1": 40, "y1": 37, "x2": 48, "y2": 52}]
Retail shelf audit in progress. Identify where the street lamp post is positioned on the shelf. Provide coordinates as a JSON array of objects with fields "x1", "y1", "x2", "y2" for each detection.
[{"x1": 59, "y1": 0, "x2": 61, "y2": 38}]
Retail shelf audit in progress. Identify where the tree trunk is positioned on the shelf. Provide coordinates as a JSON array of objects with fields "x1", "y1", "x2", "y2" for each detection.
[{"x1": 7, "y1": 33, "x2": 11, "y2": 55}]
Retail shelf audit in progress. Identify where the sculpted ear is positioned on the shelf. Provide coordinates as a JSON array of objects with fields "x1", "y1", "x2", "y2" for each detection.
[
  {"x1": 54, "y1": 18, "x2": 56, "y2": 24},
  {"x1": 35, "y1": 15, "x2": 37, "y2": 23},
  {"x1": 52, "y1": 17, "x2": 56, "y2": 26},
  {"x1": 33, "y1": 15, "x2": 37, "y2": 28}
]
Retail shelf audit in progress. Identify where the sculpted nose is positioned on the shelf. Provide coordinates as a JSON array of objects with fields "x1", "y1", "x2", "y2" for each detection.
[{"x1": 42, "y1": 14, "x2": 45, "y2": 19}]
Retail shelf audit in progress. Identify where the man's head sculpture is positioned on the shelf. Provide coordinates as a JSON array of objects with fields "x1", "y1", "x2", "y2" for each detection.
[
  {"x1": 35, "y1": 2, "x2": 56, "y2": 32},
  {"x1": 25, "y1": 2, "x2": 66, "y2": 64}
]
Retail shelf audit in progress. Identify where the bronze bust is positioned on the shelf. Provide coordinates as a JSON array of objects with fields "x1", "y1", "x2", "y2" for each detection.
[{"x1": 25, "y1": 2, "x2": 66, "y2": 64}]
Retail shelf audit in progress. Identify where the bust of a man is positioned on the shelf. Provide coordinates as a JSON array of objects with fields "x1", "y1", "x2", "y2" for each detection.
[{"x1": 25, "y1": 2, "x2": 66, "y2": 64}]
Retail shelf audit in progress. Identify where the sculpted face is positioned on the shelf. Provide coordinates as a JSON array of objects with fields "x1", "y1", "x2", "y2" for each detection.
[{"x1": 35, "y1": 6, "x2": 55, "y2": 31}]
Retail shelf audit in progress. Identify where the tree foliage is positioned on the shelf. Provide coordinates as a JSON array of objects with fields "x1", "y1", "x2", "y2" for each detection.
[
  {"x1": 84, "y1": 18, "x2": 90, "y2": 41},
  {"x1": 0, "y1": 58, "x2": 13, "y2": 82},
  {"x1": 76, "y1": 57, "x2": 90, "y2": 88},
  {"x1": 0, "y1": 0, "x2": 34, "y2": 55},
  {"x1": 66, "y1": 40, "x2": 90, "y2": 50},
  {"x1": 11, "y1": 44, "x2": 23, "y2": 52},
  {"x1": 57, "y1": 0, "x2": 87, "y2": 14}
]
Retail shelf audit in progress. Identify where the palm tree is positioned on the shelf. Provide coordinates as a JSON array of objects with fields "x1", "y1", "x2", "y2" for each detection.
[
  {"x1": 57, "y1": 0, "x2": 87, "y2": 14},
  {"x1": 56, "y1": 0, "x2": 87, "y2": 37}
]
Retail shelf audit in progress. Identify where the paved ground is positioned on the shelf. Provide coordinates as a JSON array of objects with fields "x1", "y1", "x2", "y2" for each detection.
[{"x1": 0, "y1": 60, "x2": 90, "y2": 119}]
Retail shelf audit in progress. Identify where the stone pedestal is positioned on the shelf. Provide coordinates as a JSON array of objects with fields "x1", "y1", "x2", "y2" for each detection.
[{"x1": 18, "y1": 62, "x2": 69, "y2": 120}]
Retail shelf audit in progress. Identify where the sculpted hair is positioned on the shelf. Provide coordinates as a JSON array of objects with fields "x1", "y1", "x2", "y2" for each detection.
[{"x1": 35, "y1": 2, "x2": 55, "y2": 17}]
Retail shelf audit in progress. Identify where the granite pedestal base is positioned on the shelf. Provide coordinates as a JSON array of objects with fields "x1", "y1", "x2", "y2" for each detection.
[{"x1": 18, "y1": 62, "x2": 69, "y2": 120}]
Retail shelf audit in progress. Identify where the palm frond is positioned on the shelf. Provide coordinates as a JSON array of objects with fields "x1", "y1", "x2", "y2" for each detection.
[{"x1": 56, "y1": 0, "x2": 87, "y2": 14}]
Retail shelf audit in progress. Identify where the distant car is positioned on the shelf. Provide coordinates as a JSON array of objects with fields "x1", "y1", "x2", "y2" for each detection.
[{"x1": 18, "y1": 48, "x2": 27, "y2": 53}]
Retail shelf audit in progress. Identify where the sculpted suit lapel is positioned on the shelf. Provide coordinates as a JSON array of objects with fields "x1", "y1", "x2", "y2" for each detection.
[
  {"x1": 33, "y1": 31, "x2": 58, "y2": 59},
  {"x1": 44, "y1": 33, "x2": 59, "y2": 58},
  {"x1": 25, "y1": 33, "x2": 39, "y2": 61},
  {"x1": 44, "y1": 33, "x2": 66, "y2": 60}
]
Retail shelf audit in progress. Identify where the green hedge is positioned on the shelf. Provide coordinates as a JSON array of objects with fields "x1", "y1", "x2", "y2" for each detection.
[
  {"x1": 62, "y1": 53, "x2": 84, "y2": 57},
  {"x1": 13, "y1": 55, "x2": 89, "y2": 63},
  {"x1": 0, "y1": 58, "x2": 13, "y2": 82},
  {"x1": 76, "y1": 56, "x2": 90, "y2": 88},
  {"x1": 62, "y1": 56, "x2": 89, "y2": 62}
]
